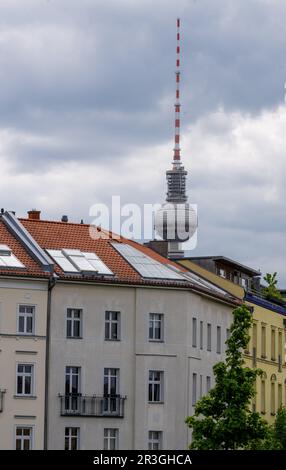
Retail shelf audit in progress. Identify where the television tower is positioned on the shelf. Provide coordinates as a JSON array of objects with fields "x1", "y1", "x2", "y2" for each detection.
[{"x1": 154, "y1": 18, "x2": 197, "y2": 258}]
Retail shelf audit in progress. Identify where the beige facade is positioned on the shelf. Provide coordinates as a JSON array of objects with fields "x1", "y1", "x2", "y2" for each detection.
[
  {"x1": 178, "y1": 258, "x2": 286, "y2": 423},
  {"x1": 0, "y1": 278, "x2": 48, "y2": 450}
]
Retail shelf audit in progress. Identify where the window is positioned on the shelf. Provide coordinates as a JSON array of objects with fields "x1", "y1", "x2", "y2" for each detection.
[
  {"x1": 252, "y1": 323, "x2": 257, "y2": 351},
  {"x1": 192, "y1": 373, "x2": 197, "y2": 406},
  {"x1": 261, "y1": 379, "x2": 266, "y2": 414},
  {"x1": 271, "y1": 382, "x2": 275, "y2": 415},
  {"x1": 104, "y1": 369, "x2": 120, "y2": 413},
  {"x1": 17, "y1": 305, "x2": 35, "y2": 335},
  {"x1": 65, "y1": 427, "x2": 80, "y2": 450},
  {"x1": 104, "y1": 428, "x2": 118, "y2": 450},
  {"x1": 261, "y1": 325, "x2": 266, "y2": 358},
  {"x1": 241, "y1": 277, "x2": 248, "y2": 289},
  {"x1": 104, "y1": 368, "x2": 119, "y2": 396},
  {"x1": 271, "y1": 328, "x2": 276, "y2": 361},
  {"x1": 278, "y1": 384, "x2": 282, "y2": 409},
  {"x1": 192, "y1": 317, "x2": 197, "y2": 347},
  {"x1": 217, "y1": 268, "x2": 226, "y2": 278},
  {"x1": 15, "y1": 427, "x2": 33, "y2": 450},
  {"x1": 148, "y1": 431, "x2": 162, "y2": 450},
  {"x1": 105, "y1": 311, "x2": 120, "y2": 340},
  {"x1": 206, "y1": 376, "x2": 211, "y2": 394},
  {"x1": 200, "y1": 321, "x2": 203, "y2": 349},
  {"x1": 16, "y1": 364, "x2": 34, "y2": 396},
  {"x1": 65, "y1": 366, "x2": 81, "y2": 412},
  {"x1": 216, "y1": 326, "x2": 221, "y2": 354},
  {"x1": 148, "y1": 371, "x2": 163, "y2": 402},
  {"x1": 207, "y1": 323, "x2": 211, "y2": 351},
  {"x1": 199, "y1": 375, "x2": 203, "y2": 399},
  {"x1": 47, "y1": 249, "x2": 113, "y2": 275},
  {"x1": 67, "y1": 309, "x2": 82, "y2": 338},
  {"x1": 149, "y1": 313, "x2": 164, "y2": 341},
  {"x1": 0, "y1": 244, "x2": 25, "y2": 268}
]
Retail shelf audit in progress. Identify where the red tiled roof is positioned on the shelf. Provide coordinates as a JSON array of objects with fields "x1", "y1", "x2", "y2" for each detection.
[
  {"x1": 19, "y1": 218, "x2": 189, "y2": 284},
  {"x1": 0, "y1": 220, "x2": 49, "y2": 278},
  {"x1": 0, "y1": 215, "x2": 241, "y2": 305}
]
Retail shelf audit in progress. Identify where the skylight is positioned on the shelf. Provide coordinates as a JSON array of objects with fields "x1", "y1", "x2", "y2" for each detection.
[
  {"x1": 46, "y1": 249, "x2": 113, "y2": 275},
  {"x1": 112, "y1": 243, "x2": 186, "y2": 281},
  {"x1": 0, "y1": 244, "x2": 25, "y2": 269}
]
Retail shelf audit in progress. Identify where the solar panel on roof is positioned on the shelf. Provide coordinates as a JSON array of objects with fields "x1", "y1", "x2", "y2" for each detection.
[
  {"x1": 112, "y1": 243, "x2": 185, "y2": 281},
  {"x1": 0, "y1": 244, "x2": 25, "y2": 268}
]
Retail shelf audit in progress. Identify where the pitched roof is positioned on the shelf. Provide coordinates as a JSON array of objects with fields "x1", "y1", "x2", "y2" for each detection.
[
  {"x1": 0, "y1": 219, "x2": 49, "y2": 278},
  {"x1": 20, "y1": 218, "x2": 190, "y2": 285},
  {"x1": 0, "y1": 213, "x2": 241, "y2": 305}
]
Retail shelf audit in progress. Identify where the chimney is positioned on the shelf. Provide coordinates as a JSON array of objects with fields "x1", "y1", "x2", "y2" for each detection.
[
  {"x1": 61, "y1": 215, "x2": 68, "y2": 223},
  {"x1": 28, "y1": 209, "x2": 41, "y2": 220}
]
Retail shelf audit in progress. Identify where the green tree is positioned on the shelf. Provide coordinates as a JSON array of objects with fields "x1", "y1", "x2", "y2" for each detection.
[
  {"x1": 262, "y1": 272, "x2": 284, "y2": 302},
  {"x1": 185, "y1": 305, "x2": 269, "y2": 449},
  {"x1": 249, "y1": 406, "x2": 286, "y2": 450},
  {"x1": 271, "y1": 406, "x2": 286, "y2": 449}
]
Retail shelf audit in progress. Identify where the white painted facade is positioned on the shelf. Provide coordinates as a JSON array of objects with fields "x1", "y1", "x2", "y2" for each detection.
[{"x1": 47, "y1": 281, "x2": 234, "y2": 450}]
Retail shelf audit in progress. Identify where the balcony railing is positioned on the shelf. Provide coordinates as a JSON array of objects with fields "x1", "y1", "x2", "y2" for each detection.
[
  {"x1": 59, "y1": 394, "x2": 126, "y2": 418},
  {"x1": 0, "y1": 390, "x2": 6, "y2": 412}
]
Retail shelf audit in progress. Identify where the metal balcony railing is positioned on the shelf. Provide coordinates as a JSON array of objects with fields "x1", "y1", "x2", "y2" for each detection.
[
  {"x1": 0, "y1": 390, "x2": 6, "y2": 412},
  {"x1": 59, "y1": 394, "x2": 126, "y2": 418}
]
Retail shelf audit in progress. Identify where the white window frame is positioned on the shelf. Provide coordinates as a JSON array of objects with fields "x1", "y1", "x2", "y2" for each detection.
[
  {"x1": 103, "y1": 428, "x2": 119, "y2": 450},
  {"x1": 14, "y1": 425, "x2": 34, "y2": 450},
  {"x1": 17, "y1": 304, "x2": 36, "y2": 335},
  {"x1": 148, "y1": 430, "x2": 162, "y2": 450},
  {"x1": 148, "y1": 370, "x2": 164, "y2": 403},
  {"x1": 65, "y1": 427, "x2": 80, "y2": 450},
  {"x1": 66, "y1": 308, "x2": 82, "y2": 339},
  {"x1": 16, "y1": 363, "x2": 35, "y2": 397},
  {"x1": 105, "y1": 311, "x2": 121, "y2": 341},
  {"x1": 149, "y1": 313, "x2": 164, "y2": 342}
]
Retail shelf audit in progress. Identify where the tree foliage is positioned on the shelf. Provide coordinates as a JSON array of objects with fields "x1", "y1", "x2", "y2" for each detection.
[
  {"x1": 262, "y1": 272, "x2": 284, "y2": 302},
  {"x1": 185, "y1": 305, "x2": 269, "y2": 449}
]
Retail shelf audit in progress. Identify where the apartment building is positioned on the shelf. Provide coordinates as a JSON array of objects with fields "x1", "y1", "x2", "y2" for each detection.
[
  {"x1": 177, "y1": 256, "x2": 286, "y2": 423},
  {"x1": 10, "y1": 210, "x2": 239, "y2": 450},
  {"x1": 0, "y1": 211, "x2": 52, "y2": 450}
]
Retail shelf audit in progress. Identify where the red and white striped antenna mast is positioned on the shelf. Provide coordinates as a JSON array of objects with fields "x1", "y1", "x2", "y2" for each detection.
[{"x1": 173, "y1": 17, "x2": 181, "y2": 166}]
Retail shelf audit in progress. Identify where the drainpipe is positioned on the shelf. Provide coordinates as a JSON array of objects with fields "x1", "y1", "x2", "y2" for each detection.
[{"x1": 44, "y1": 274, "x2": 57, "y2": 450}]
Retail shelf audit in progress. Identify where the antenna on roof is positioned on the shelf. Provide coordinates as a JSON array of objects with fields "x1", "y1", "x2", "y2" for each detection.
[{"x1": 173, "y1": 18, "x2": 181, "y2": 166}]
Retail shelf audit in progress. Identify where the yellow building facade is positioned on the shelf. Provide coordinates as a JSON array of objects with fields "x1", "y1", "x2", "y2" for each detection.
[{"x1": 178, "y1": 258, "x2": 286, "y2": 423}]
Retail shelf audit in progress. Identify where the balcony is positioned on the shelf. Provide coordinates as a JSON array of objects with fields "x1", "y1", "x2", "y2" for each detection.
[
  {"x1": 59, "y1": 394, "x2": 126, "y2": 418},
  {"x1": 0, "y1": 390, "x2": 6, "y2": 412}
]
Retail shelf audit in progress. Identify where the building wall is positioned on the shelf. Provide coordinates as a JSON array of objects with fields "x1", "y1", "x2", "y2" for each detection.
[
  {"x1": 47, "y1": 282, "x2": 233, "y2": 450},
  {"x1": 245, "y1": 304, "x2": 286, "y2": 422},
  {"x1": 0, "y1": 279, "x2": 48, "y2": 450},
  {"x1": 178, "y1": 259, "x2": 286, "y2": 423}
]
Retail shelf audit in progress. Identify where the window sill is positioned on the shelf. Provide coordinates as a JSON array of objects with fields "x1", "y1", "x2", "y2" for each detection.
[
  {"x1": 16, "y1": 333, "x2": 35, "y2": 337},
  {"x1": 104, "y1": 338, "x2": 121, "y2": 342},
  {"x1": 66, "y1": 337, "x2": 83, "y2": 340},
  {"x1": 149, "y1": 340, "x2": 164, "y2": 343},
  {"x1": 148, "y1": 401, "x2": 164, "y2": 405},
  {"x1": 14, "y1": 395, "x2": 37, "y2": 400}
]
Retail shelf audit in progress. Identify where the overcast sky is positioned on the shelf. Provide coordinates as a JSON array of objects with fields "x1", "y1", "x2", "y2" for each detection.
[{"x1": 0, "y1": 0, "x2": 286, "y2": 285}]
